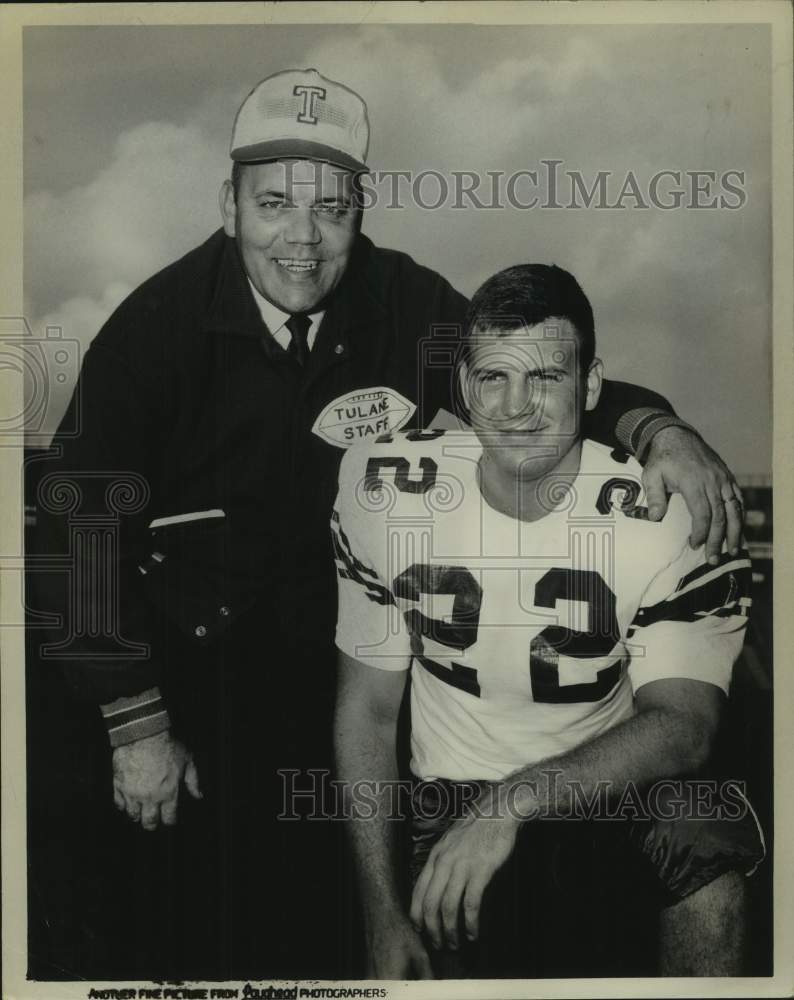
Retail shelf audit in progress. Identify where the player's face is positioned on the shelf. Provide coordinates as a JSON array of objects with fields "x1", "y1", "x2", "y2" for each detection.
[
  {"x1": 220, "y1": 159, "x2": 359, "y2": 314},
  {"x1": 461, "y1": 321, "x2": 602, "y2": 482}
]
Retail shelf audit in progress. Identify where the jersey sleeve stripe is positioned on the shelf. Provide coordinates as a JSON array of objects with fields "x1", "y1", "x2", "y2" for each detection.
[
  {"x1": 335, "y1": 523, "x2": 382, "y2": 584},
  {"x1": 631, "y1": 561, "x2": 752, "y2": 630},
  {"x1": 331, "y1": 512, "x2": 395, "y2": 607},
  {"x1": 673, "y1": 552, "x2": 752, "y2": 598}
]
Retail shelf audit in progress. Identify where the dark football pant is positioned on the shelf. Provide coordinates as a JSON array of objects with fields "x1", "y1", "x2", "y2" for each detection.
[{"x1": 409, "y1": 778, "x2": 765, "y2": 978}]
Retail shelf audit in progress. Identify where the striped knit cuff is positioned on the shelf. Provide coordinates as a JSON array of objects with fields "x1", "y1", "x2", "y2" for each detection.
[
  {"x1": 615, "y1": 407, "x2": 695, "y2": 463},
  {"x1": 100, "y1": 687, "x2": 171, "y2": 748}
]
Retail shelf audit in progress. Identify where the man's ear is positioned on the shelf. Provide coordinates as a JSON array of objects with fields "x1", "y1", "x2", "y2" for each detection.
[
  {"x1": 219, "y1": 179, "x2": 237, "y2": 238},
  {"x1": 585, "y1": 358, "x2": 604, "y2": 412}
]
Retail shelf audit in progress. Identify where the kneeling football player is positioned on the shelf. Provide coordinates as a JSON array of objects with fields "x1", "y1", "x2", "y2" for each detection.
[{"x1": 332, "y1": 263, "x2": 763, "y2": 979}]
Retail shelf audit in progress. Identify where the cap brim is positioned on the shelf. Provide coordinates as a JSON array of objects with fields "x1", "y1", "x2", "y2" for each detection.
[{"x1": 231, "y1": 138, "x2": 368, "y2": 174}]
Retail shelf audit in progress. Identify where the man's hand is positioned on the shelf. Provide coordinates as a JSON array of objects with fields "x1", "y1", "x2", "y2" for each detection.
[
  {"x1": 365, "y1": 914, "x2": 435, "y2": 979},
  {"x1": 410, "y1": 794, "x2": 519, "y2": 951},
  {"x1": 112, "y1": 730, "x2": 202, "y2": 831},
  {"x1": 642, "y1": 426, "x2": 744, "y2": 565}
]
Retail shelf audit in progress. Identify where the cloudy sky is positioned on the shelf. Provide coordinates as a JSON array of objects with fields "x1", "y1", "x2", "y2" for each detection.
[{"x1": 23, "y1": 21, "x2": 771, "y2": 476}]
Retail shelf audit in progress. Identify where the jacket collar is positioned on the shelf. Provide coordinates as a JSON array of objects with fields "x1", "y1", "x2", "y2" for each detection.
[
  {"x1": 317, "y1": 233, "x2": 391, "y2": 361},
  {"x1": 199, "y1": 233, "x2": 269, "y2": 339}
]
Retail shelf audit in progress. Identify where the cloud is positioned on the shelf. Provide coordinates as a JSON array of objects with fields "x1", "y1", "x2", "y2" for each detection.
[
  {"x1": 25, "y1": 119, "x2": 231, "y2": 437},
  {"x1": 26, "y1": 120, "x2": 228, "y2": 319},
  {"x1": 299, "y1": 30, "x2": 612, "y2": 171}
]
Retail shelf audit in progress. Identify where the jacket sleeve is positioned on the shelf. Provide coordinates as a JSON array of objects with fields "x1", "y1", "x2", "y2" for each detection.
[
  {"x1": 585, "y1": 378, "x2": 694, "y2": 460},
  {"x1": 31, "y1": 319, "x2": 172, "y2": 745}
]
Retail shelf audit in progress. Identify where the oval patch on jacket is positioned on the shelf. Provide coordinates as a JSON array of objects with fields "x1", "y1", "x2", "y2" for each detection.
[{"x1": 312, "y1": 387, "x2": 416, "y2": 449}]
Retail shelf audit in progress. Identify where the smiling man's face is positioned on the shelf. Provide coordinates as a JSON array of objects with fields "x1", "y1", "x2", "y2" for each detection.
[
  {"x1": 461, "y1": 320, "x2": 602, "y2": 485},
  {"x1": 220, "y1": 159, "x2": 358, "y2": 314}
]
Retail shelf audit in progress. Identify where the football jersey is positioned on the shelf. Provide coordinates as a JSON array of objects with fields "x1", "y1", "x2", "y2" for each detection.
[{"x1": 333, "y1": 431, "x2": 751, "y2": 782}]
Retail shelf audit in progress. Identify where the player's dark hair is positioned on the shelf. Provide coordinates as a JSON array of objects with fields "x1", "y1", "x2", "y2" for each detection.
[{"x1": 463, "y1": 264, "x2": 596, "y2": 373}]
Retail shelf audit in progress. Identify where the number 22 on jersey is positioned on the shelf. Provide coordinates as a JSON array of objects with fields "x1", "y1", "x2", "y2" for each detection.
[{"x1": 393, "y1": 563, "x2": 622, "y2": 705}]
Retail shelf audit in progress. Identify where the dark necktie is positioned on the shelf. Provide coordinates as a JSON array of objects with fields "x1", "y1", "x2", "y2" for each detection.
[{"x1": 286, "y1": 313, "x2": 311, "y2": 366}]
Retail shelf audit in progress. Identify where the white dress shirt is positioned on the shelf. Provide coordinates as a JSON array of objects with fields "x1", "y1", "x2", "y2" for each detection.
[{"x1": 248, "y1": 279, "x2": 324, "y2": 353}]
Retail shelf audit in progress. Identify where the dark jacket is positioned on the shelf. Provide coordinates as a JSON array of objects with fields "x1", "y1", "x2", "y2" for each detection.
[{"x1": 33, "y1": 229, "x2": 673, "y2": 706}]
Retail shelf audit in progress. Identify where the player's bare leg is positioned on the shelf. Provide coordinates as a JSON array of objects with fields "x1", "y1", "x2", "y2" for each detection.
[{"x1": 659, "y1": 871, "x2": 747, "y2": 975}]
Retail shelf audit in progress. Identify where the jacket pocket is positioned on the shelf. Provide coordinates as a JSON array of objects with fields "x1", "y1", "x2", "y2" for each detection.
[{"x1": 137, "y1": 511, "x2": 261, "y2": 642}]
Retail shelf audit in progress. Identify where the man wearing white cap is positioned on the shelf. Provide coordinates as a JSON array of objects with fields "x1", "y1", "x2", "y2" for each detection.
[{"x1": 32, "y1": 69, "x2": 745, "y2": 979}]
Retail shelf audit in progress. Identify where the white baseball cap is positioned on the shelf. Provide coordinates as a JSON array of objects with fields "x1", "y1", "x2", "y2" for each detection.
[{"x1": 230, "y1": 68, "x2": 369, "y2": 173}]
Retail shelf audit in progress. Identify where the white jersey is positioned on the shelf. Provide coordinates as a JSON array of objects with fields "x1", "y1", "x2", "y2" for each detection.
[{"x1": 333, "y1": 431, "x2": 751, "y2": 782}]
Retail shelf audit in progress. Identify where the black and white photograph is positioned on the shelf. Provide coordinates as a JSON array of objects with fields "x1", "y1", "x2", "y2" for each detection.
[{"x1": 2, "y1": 2, "x2": 792, "y2": 997}]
